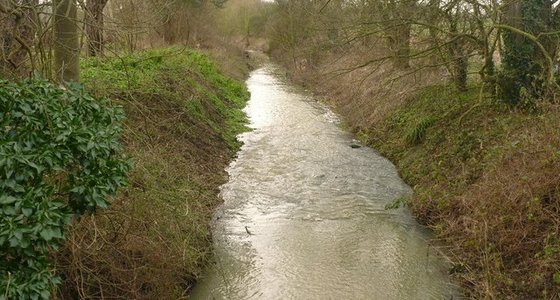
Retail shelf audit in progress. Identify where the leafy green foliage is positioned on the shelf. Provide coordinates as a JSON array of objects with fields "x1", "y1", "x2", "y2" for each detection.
[
  {"x1": 81, "y1": 47, "x2": 249, "y2": 149},
  {"x1": 0, "y1": 79, "x2": 130, "y2": 299}
]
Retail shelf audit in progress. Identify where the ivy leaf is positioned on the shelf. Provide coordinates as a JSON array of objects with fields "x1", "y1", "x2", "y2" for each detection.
[
  {"x1": 39, "y1": 227, "x2": 62, "y2": 242},
  {"x1": 22, "y1": 208, "x2": 33, "y2": 217},
  {"x1": 39, "y1": 290, "x2": 50, "y2": 300},
  {"x1": 0, "y1": 195, "x2": 17, "y2": 205}
]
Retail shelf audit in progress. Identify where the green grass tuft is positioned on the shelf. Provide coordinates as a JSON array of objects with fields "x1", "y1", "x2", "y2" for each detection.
[{"x1": 404, "y1": 116, "x2": 436, "y2": 145}]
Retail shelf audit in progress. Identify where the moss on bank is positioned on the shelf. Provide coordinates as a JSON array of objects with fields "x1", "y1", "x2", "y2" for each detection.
[{"x1": 54, "y1": 47, "x2": 249, "y2": 299}]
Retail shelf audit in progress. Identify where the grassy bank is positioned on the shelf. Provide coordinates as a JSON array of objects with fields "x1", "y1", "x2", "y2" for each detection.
[
  {"x1": 54, "y1": 47, "x2": 249, "y2": 299},
  {"x1": 365, "y1": 85, "x2": 560, "y2": 298},
  {"x1": 275, "y1": 49, "x2": 560, "y2": 297}
]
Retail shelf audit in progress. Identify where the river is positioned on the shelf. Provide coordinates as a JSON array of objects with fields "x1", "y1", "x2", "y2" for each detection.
[{"x1": 190, "y1": 64, "x2": 460, "y2": 299}]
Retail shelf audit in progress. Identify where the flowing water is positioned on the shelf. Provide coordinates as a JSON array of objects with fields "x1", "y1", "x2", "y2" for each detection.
[{"x1": 191, "y1": 64, "x2": 460, "y2": 300}]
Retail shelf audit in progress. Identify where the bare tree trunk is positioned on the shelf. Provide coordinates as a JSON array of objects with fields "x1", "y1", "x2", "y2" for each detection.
[
  {"x1": 448, "y1": 16, "x2": 468, "y2": 92},
  {"x1": 163, "y1": 16, "x2": 177, "y2": 44},
  {"x1": 471, "y1": 0, "x2": 496, "y2": 90},
  {"x1": 389, "y1": 23, "x2": 411, "y2": 69},
  {"x1": 0, "y1": 0, "x2": 37, "y2": 78},
  {"x1": 85, "y1": 0, "x2": 108, "y2": 57},
  {"x1": 383, "y1": 0, "x2": 415, "y2": 70},
  {"x1": 54, "y1": 0, "x2": 79, "y2": 82}
]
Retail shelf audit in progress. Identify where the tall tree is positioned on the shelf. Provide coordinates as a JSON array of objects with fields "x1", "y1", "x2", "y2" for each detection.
[
  {"x1": 498, "y1": 0, "x2": 559, "y2": 105},
  {"x1": 54, "y1": 0, "x2": 79, "y2": 82},
  {"x1": 446, "y1": 5, "x2": 469, "y2": 92},
  {"x1": 380, "y1": 0, "x2": 416, "y2": 70},
  {"x1": 85, "y1": 0, "x2": 109, "y2": 56}
]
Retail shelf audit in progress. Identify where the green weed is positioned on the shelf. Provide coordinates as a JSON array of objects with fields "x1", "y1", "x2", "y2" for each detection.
[{"x1": 404, "y1": 116, "x2": 436, "y2": 145}]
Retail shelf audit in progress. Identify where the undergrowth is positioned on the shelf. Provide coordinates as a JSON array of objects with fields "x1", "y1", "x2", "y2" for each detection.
[
  {"x1": 54, "y1": 47, "x2": 249, "y2": 299},
  {"x1": 364, "y1": 84, "x2": 560, "y2": 298}
]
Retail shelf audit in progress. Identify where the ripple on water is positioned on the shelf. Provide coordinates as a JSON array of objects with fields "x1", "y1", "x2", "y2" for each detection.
[{"x1": 190, "y1": 65, "x2": 461, "y2": 300}]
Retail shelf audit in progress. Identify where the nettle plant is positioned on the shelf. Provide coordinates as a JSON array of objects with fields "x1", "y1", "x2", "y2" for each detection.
[{"x1": 0, "y1": 79, "x2": 130, "y2": 299}]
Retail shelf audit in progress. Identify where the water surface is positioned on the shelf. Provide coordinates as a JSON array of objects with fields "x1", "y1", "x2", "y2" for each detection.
[{"x1": 191, "y1": 65, "x2": 459, "y2": 299}]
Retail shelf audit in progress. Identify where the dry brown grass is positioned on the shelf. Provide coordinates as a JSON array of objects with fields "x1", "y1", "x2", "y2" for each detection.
[
  {"x1": 444, "y1": 110, "x2": 560, "y2": 299},
  {"x1": 282, "y1": 45, "x2": 446, "y2": 131}
]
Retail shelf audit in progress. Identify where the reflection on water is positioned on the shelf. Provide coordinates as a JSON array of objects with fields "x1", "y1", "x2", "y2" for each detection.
[{"x1": 190, "y1": 65, "x2": 460, "y2": 299}]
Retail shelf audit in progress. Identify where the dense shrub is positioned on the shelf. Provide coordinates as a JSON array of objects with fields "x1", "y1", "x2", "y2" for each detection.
[{"x1": 0, "y1": 79, "x2": 130, "y2": 299}]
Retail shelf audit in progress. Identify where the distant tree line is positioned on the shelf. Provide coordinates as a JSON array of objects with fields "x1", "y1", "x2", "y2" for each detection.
[{"x1": 264, "y1": 0, "x2": 560, "y2": 106}]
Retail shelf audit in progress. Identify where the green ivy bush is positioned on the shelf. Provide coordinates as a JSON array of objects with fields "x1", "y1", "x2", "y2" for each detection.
[
  {"x1": 0, "y1": 79, "x2": 130, "y2": 299},
  {"x1": 497, "y1": 0, "x2": 557, "y2": 106}
]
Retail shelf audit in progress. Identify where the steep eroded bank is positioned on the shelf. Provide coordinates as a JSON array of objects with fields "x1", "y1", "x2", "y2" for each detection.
[{"x1": 54, "y1": 47, "x2": 250, "y2": 299}]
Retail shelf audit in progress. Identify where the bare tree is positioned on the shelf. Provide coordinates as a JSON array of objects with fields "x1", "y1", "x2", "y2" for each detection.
[
  {"x1": 85, "y1": 0, "x2": 108, "y2": 56},
  {"x1": 381, "y1": 0, "x2": 416, "y2": 70},
  {"x1": 54, "y1": 0, "x2": 80, "y2": 81}
]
